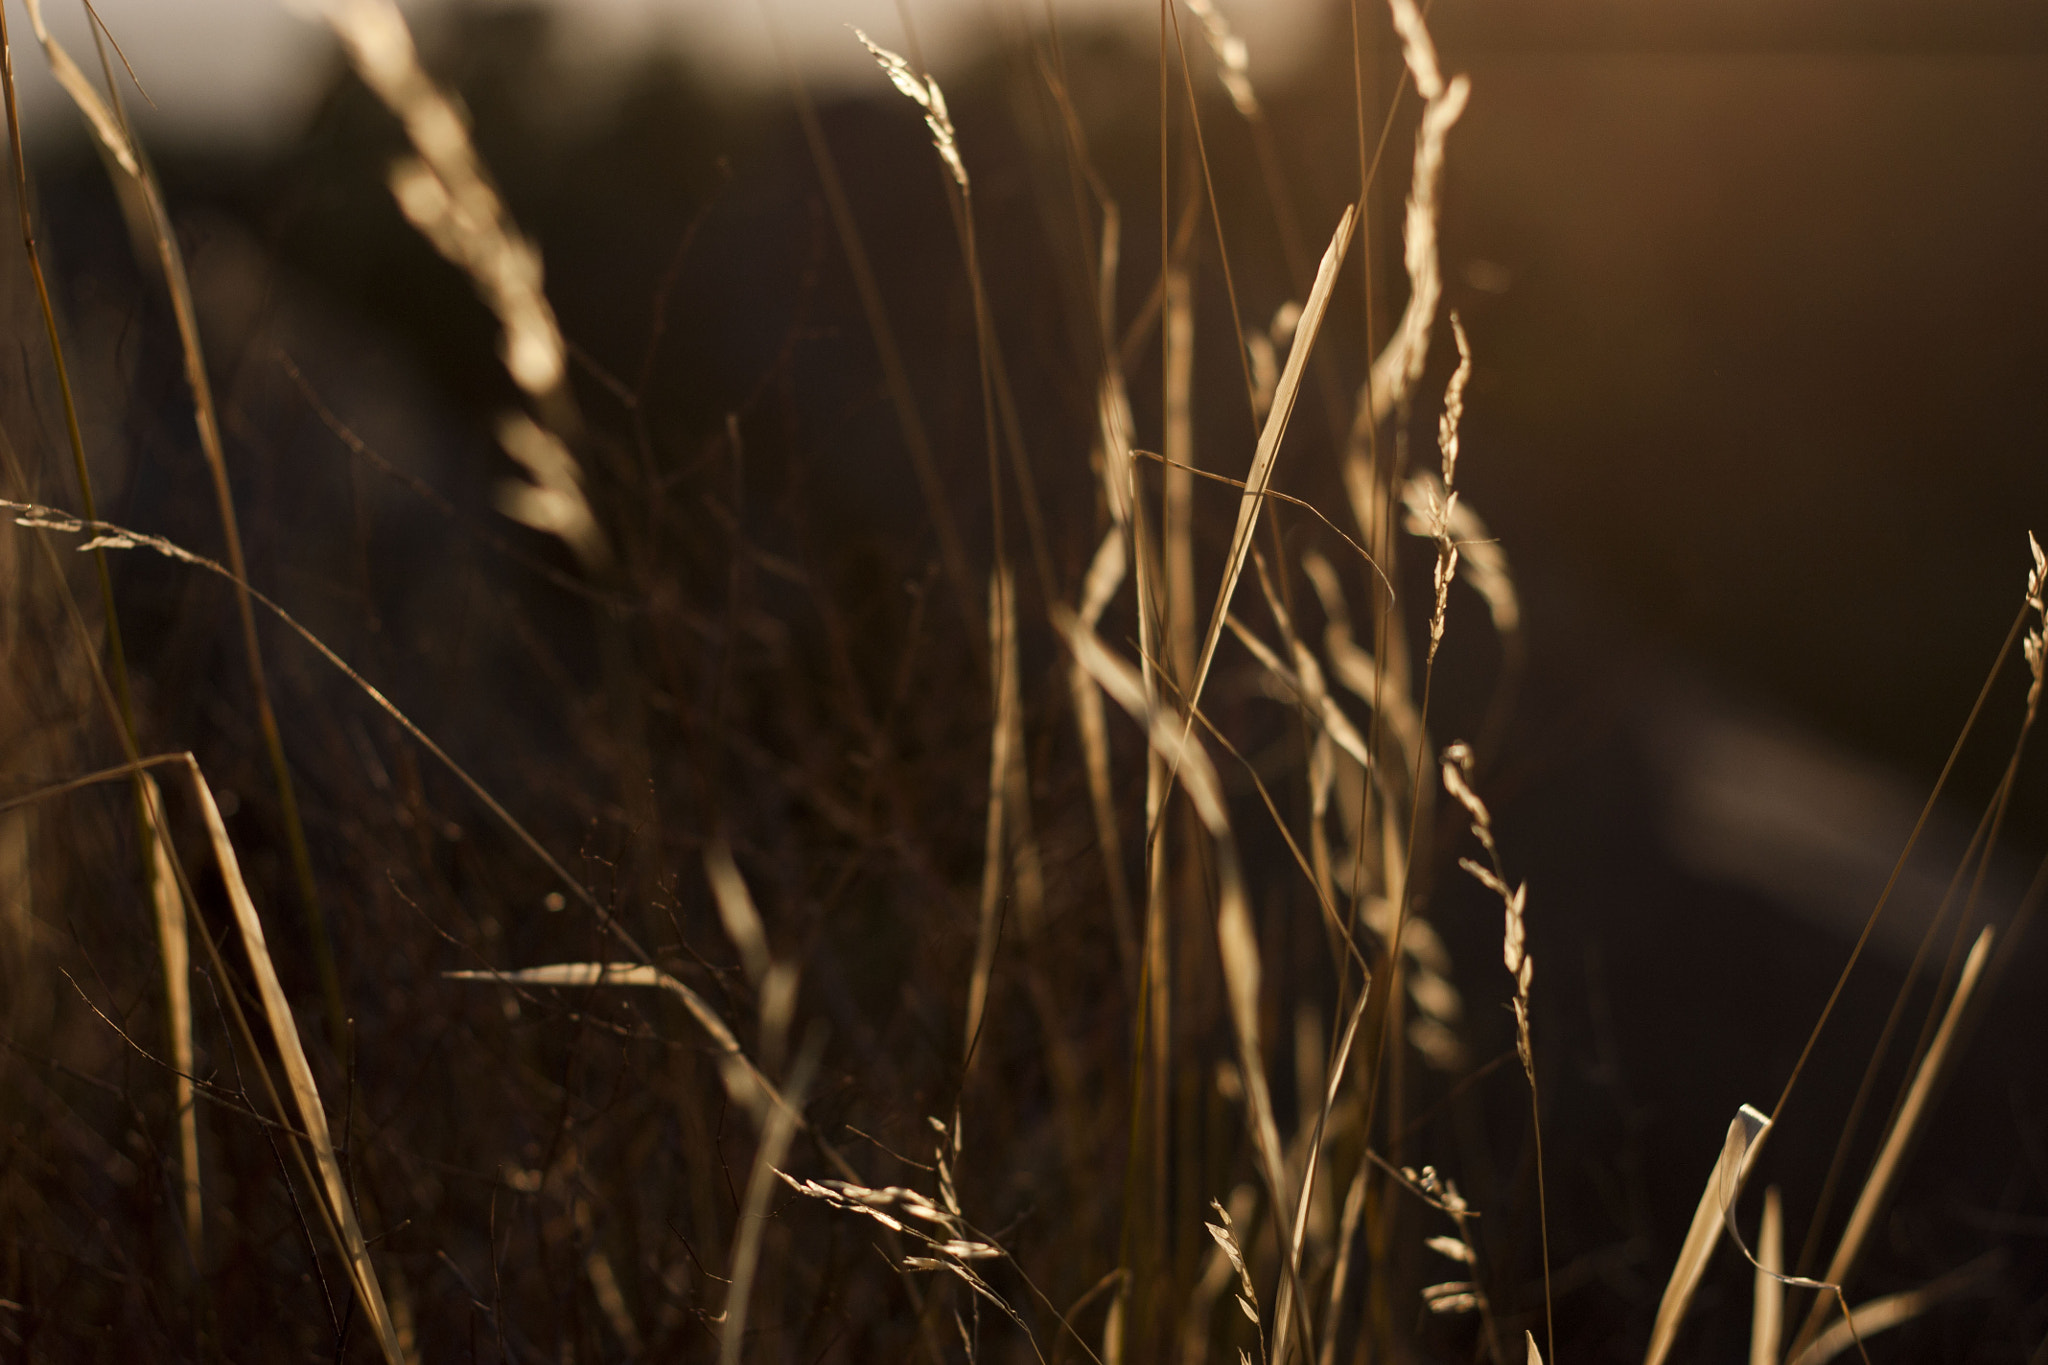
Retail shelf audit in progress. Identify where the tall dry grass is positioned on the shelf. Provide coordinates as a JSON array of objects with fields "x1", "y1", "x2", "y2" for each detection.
[{"x1": 0, "y1": 1, "x2": 2039, "y2": 1362}]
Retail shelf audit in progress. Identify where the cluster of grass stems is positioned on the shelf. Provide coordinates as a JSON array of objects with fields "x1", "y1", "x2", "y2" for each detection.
[{"x1": 0, "y1": 0, "x2": 2040, "y2": 1361}]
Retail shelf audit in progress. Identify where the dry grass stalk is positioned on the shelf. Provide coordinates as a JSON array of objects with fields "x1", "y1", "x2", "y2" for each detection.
[
  {"x1": 444, "y1": 961, "x2": 784, "y2": 1124},
  {"x1": 1185, "y1": 205, "x2": 1356, "y2": 721},
  {"x1": 143, "y1": 773, "x2": 202, "y2": 1265},
  {"x1": 1643, "y1": 1103, "x2": 1773, "y2": 1365},
  {"x1": 1072, "y1": 529, "x2": 1138, "y2": 975},
  {"x1": 1247, "y1": 303, "x2": 1302, "y2": 423},
  {"x1": 1442, "y1": 740, "x2": 1549, "y2": 1357},
  {"x1": 1301, "y1": 551, "x2": 1424, "y2": 791},
  {"x1": 1752, "y1": 1185, "x2": 1784, "y2": 1365},
  {"x1": 493, "y1": 413, "x2": 608, "y2": 573},
  {"x1": 2024, "y1": 532, "x2": 2045, "y2": 724},
  {"x1": 1184, "y1": 0, "x2": 1260, "y2": 119},
  {"x1": 1165, "y1": 267, "x2": 1198, "y2": 686},
  {"x1": 722, "y1": 1038, "x2": 820, "y2": 1365},
  {"x1": 1183, "y1": 1185, "x2": 1258, "y2": 1365},
  {"x1": 4, "y1": 501, "x2": 611, "y2": 926},
  {"x1": 966, "y1": 566, "x2": 1020, "y2": 1067},
  {"x1": 1419, "y1": 316, "x2": 1473, "y2": 664},
  {"x1": 21, "y1": 0, "x2": 355, "y2": 1040},
  {"x1": 777, "y1": 1123, "x2": 1049, "y2": 1357},
  {"x1": 1205, "y1": 1196, "x2": 1268, "y2": 1362},
  {"x1": 1401, "y1": 475, "x2": 1519, "y2": 641},
  {"x1": 705, "y1": 833, "x2": 772, "y2": 989},
  {"x1": 181, "y1": 755, "x2": 406, "y2": 1365},
  {"x1": 322, "y1": 0, "x2": 607, "y2": 571},
  {"x1": 1422, "y1": 1174, "x2": 1505, "y2": 1363},
  {"x1": 763, "y1": 2, "x2": 977, "y2": 647},
  {"x1": 854, "y1": 29, "x2": 968, "y2": 191},
  {"x1": 1791, "y1": 927, "x2": 1994, "y2": 1355},
  {"x1": 1314, "y1": 1167, "x2": 1369, "y2": 1365},
  {"x1": 324, "y1": 0, "x2": 562, "y2": 400},
  {"x1": 706, "y1": 833, "x2": 802, "y2": 1071},
  {"x1": 1786, "y1": 1252, "x2": 2003, "y2": 1365},
  {"x1": 1353, "y1": 0, "x2": 1469, "y2": 435},
  {"x1": 1057, "y1": 610, "x2": 1295, "y2": 1298}
]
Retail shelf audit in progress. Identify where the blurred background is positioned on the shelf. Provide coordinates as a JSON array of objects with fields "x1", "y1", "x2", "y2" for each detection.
[{"x1": 6, "y1": 0, "x2": 2047, "y2": 1358}]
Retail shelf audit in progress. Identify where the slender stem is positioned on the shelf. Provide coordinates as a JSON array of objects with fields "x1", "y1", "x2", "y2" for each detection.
[{"x1": 0, "y1": 1, "x2": 139, "y2": 751}]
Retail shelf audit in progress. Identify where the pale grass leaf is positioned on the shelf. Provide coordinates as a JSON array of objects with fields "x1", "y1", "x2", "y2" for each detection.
[
  {"x1": 1751, "y1": 1185, "x2": 1783, "y2": 1365},
  {"x1": 1643, "y1": 1103, "x2": 1772, "y2": 1365},
  {"x1": 1426, "y1": 1235, "x2": 1473, "y2": 1263},
  {"x1": 185, "y1": 758, "x2": 406, "y2": 1364},
  {"x1": 703, "y1": 834, "x2": 770, "y2": 987}
]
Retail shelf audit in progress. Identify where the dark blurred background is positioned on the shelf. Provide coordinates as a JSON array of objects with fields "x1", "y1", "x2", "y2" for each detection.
[{"x1": 10, "y1": 0, "x2": 2048, "y2": 1358}]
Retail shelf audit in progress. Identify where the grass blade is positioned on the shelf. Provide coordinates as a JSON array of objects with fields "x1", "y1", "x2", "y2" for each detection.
[
  {"x1": 1643, "y1": 1103, "x2": 1771, "y2": 1365},
  {"x1": 966, "y1": 566, "x2": 1019, "y2": 1068},
  {"x1": 23, "y1": 0, "x2": 347, "y2": 1041},
  {"x1": 1791, "y1": 926, "x2": 1994, "y2": 1356},
  {"x1": 143, "y1": 774, "x2": 201, "y2": 1266},
  {"x1": 1751, "y1": 1186, "x2": 1783, "y2": 1365},
  {"x1": 722, "y1": 1035, "x2": 820, "y2": 1365},
  {"x1": 182, "y1": 756, "x2": 404, "y2": 1365},
  {"x1": 1185, "y1": 205, "x2": 1356, "y2": 722}
]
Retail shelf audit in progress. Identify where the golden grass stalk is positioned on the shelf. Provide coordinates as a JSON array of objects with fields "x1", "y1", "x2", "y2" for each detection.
[
  {"x1": 1400, "y1": 475, "x2": 1520, "y2": 641},
  {"x1": 324, "y1": 0, "x2": 560, "y2": 400},
  {"x1": 1420, "y1": 317, "x2": 1473, "y2": 664},
  {"x1": 1442, "y1": 739, "x2": 1550, "y2": 1360},
  {"x1": 1072, "y1": 530, "x2": 1138, "y2": 975},
  {"x1": 445, "y1": 961, "x2": 782, "y2": 1120},
  {"x1": 1789, "y1": 926, "x2": 1994, "y2": 1356},
  {"x1": 180, "y1": 754, "x2": 404, "y2": 1365},
  {"x1": 2023, "y1": 531, "x2": 2044, "y2": 725},
  {"x1": 1182, "y1": 1184, "x2": 1257, "y2": 1365},
  {"x1": 705, "y1": 833, "x2": 771, "y2": 989},
  {"x1": 1352, "y1": 0, "x2": 1469, "y2": 435},
  {"x1": 853, "y1": 30, "x2": 968, "y2": 191},
  {"x1": 1185, "y1": 205, "x2": 1355, "y2": 721},
  {"x1": 1205, "y1": 1196, "x2": 1268, "y2": 1362},
  {"x1": 1227, "y1": 611, "x2": 1373, "y2": 774},
  {"x1": 1059, "y1": 608, "x2": 1308, "y2": 1363},
  {"x1": 763, "y1": 2, "x2": 978, "y2": 643},
  {"x1": 722, "y1": 1037, "x2": 820, "y2": 1365},
  {"x1": 322, "y1": 0, "x2": 607, "y2": 570},
  {"x1": 1643, "y1": 1103, "x2": 1773, "y2": 1365},
  {"x1": 1314, "y1": 1167, "x2": 1368, "y2": 1365},
  {"x1": 706, "y1": 832, "x2": 803, "y2": 1071},
  {"x1": 1243, "y1": 559, "x2": 1357, "y2": 970},
  {"x1": 966, "y1": 566, "x2": 1019, "y2": 1067},
  {"x1": 20, "y1": 0, "x2": 347, "y2": 1039},
  {"x1": 493, "y1": 413, "x2": 608, "y2": 574},
  {"x1": 1183, "y1": 0, "x2": 1260, "y2": 119},
  {"x1": 0, "y1": 1, "x2": 138, "y2": 751},
  {"x1": 1301, "y1": 550, "x2": 1424, "y2": 789},
  {"x1": 1164, "y1": 267, "x2": 1197, "y2": 687},
  {"x1": 1751, "y1": 1185, "x2": 1783, "y2": 1365},
  {"x1": 143, "y1": 773, "x2": 201, "y2": 1265},
  {"x1": 585, "y1": 1242, "x2": 642, "y2": 1357}
]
